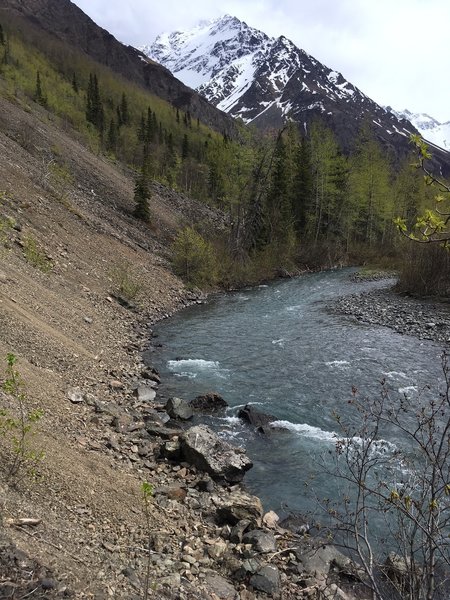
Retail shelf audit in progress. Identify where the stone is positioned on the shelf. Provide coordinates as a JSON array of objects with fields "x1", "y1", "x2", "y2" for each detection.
[
  {"x1": 190, "y1": 392, "x2": 228, "y2": 413},
  {"x1": 141, "y1": 367, "x2": 161, "y2": 384},
  {"x1": 146, "y1": 423, "x2": 183, "y2": 439},
  {"x1": 67, "y1": 387, "x2": 84, "y2": 404},
  {"x1": 204, "y1": 572, "x2": 239, "y2": 599},
  {"x1": 217, "y1": 490, "x2": 263, "y2": 527},
  {"x1": 279, "y1": 514, "x2": 310, "y2": 535},
  {"x1": 242, "y1": 529, "x2": 277, "y2": 553},
  {"x1": 237, "y1": 404, "x2": 277, "y2": 433},
  {"x1": 262, "y1": 510, "x2": 280, "y2": 529},
  {"x1": 295, "y1": 541, "x2": 351, "y2": 582},
  {"x1": 181, "y1": 425, "x2": 252, "y2": 483},
  {"x1": 109, "y1": 380, "x2": 124, "y2": 390},
  {"x1": 322, "y1": 583, "x2": 351, "y2": 600},
  {"x1": 134, "y1": 385, "x2": 156, "y2": 402},
  {"x1": 0, "y1": 270, "x2": 8, "y2": 284},
  {"x1": 160, "y1": 439, "x2": 181, "y2": 460},
  {"x1": 111, "y1": 413, "x2": 133, "y2": 433},
  {"x1": 249, "y1": 564, "x2": 281, "y2": 596},
  {"x1": 165, "y1": 397, "x2": 194, "y2": 420},
  {"x1": 230, "y1": 519, "x2": 251, "y2": 543}
]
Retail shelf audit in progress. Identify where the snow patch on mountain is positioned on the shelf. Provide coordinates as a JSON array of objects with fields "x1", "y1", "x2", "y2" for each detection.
[{"x1": 387, "y1": 108, "x2": 450, "y2": 150}]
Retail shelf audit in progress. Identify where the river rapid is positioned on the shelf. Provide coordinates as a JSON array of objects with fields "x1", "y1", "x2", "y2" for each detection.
[{"x1": 152, "y1": 269, "x2": 445, "y2": 522}]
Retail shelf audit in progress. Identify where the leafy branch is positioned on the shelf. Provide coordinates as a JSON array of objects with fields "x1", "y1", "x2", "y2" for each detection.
[{"x1": 394, "y1": 135, "x2": 450, "y2": 247}]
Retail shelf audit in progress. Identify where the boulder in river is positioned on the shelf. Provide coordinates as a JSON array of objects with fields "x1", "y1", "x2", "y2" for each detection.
[
  {"x1": 190, "y1": 392, "x2": 228, "y2": 413},
  {"x1": 237, "y1": 404, "x2": 277, "y2": 433},
  {"x1": 181, "y1": 425, "x2": 252, "y2": 482}
]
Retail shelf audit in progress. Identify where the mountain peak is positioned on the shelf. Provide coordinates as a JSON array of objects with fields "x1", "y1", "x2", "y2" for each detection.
[{"x1": 140, "y1": 15, "x2": 450, "y2": 163}]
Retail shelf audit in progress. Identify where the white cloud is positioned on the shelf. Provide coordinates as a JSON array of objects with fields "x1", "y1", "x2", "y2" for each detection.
[{"x1": 72, "y1": 0, "x2": 450, "y2": 122}]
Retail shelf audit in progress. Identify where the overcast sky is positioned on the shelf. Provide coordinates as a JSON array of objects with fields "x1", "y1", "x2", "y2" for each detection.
[{"x1": 72, "y1": 0, "x2": 449, "y2": 122}]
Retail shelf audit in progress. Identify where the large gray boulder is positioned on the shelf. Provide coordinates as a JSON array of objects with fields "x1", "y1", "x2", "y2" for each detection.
[{"x1": 180, "y1": 425, "x2": 252, "y2": 483}]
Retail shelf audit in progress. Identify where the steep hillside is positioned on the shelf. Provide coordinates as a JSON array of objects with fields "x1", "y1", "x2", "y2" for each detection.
[{"x1": 0, "y1": 0, "x2": 237, "y2": 137}]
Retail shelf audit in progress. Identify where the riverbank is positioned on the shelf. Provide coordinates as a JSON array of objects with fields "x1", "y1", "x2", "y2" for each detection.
[
  {"x1": 0, "y1": 95, "x2": 363, "y2": 599},
  {"x1": 331, "y1": 276, "x2": 450, "y2": 345}
]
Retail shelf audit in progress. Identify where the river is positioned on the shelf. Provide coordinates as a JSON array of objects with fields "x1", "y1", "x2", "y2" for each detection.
[{"x1": 152, "y1": 269, "x2": 445, "y2": 522}]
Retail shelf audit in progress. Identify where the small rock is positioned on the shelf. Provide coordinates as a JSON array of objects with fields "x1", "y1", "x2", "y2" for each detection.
[
  {"x1": 263, "y1": 510, "x2": 280, "y2": 529},
  {"x1": 242, "y1": 529, "x2": 277, "y2": 553},
  {"x1": 109, "y1": 380, "x2": 124, "y2": 390},
  {"x1": 205, "y1": 572, "x2": 239, "y2": 599},
  {"x1": 250, "y1": 564, "x2": 281, "y2": 596},
  {"x1": 41, "y1": 578, "x2": 58, "y2": 590},
  {"x1": 67, "y1": 387, "x2": 84, "y2": 404},
  {"x1": 165, "y1": 397, "x2": 194, "y2": 420},
  {"x1": 134, "y1": 385, "x2": 156, "y2": 402}
]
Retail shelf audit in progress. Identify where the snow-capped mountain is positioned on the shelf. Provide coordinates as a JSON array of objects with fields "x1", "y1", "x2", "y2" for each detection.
[
  {"x1": 141, "y1": 15, "x2": 450, "y2": 173},
  {"x1": 141, "y1": 17, "x2": 411, "y2": 131},
  {"x1": 387, "y1": 108, "x2": 450, "y2": 151}
]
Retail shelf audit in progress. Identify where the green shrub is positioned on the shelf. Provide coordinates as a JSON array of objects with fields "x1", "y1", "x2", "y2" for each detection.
[
  {"x1": 0, "y1": 353, "x2": 44, "y2": 481},
  {"x1": 23, "y1": 235, "x2": 52, "y2": 272},
  {"x1": 172, "y1": 226, "x2": 217, "y2": 288},
  {"x1": 110, "y1": 261, "x2": 142, "y2": 301}
]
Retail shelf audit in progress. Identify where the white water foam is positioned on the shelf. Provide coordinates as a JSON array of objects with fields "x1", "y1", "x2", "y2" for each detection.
[
  {"x1": 272, "y1": 338, "x2": 285, "y2": 347},
  {"x1": 398, "y1": 385, "x2": 418, "y2": 396},
  {"x1": 325, "y1": 360, "x2": 350, "y2": 369},
  {"x1": 167, "y1": 358, "x2": 228, "y2": 379},
  {"x1": 271, "y1": 420, "x2": 338, "y2": 442},
  {"x1": 271, "y1": 420, "x2": 397, "y2": 457},
  {"x1": 383, "y1": 370, "x2": 408, "y2": 380}
]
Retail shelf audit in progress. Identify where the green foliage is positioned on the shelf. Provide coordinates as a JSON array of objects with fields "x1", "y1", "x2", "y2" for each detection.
[
  {"x1": 172, "y1": 227, "x2": 218, "y2": 288},
  {"x1": 109, "y1": 261, "x2": 142, "y2": 301},
  {"x1": 133, "y1": 174, "x2": 151, "y2": 222},
  {"x1": 0, "y1": 353, "x2": 44, "y2": 481},
  {"x1": 33, "y1": 70, "x2": 47, "y2": 106},
  {"x1": 23, "y1": 235, "x2": 52, "y2": 272}
]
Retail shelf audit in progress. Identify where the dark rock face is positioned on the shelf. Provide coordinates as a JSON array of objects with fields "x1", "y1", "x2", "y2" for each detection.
[
  {"x1": 190, "y1": 392, "x2": 228, "y2": 413},
  {"x1": 180, "y1": 425, "x2": 252, "y2": 482}
]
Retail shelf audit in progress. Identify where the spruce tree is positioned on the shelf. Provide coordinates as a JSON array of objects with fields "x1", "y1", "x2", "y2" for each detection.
[
  {"x1": 181, "y1": 134, "x2": 189, "y2": 160},
  {"x1": 107, "y1": 119, "x2": 117, "y2": 152},
  {"x1": 133, "y1": 174, "x2": 151, "y2": 222},
  {"x1": 86, "y1": 73, "x2": 104, "y2": 132},
  {"x1": 0, "y1": 23, "x2": 4, "y2": 46},
  {"x1": 72, "y1": 72, "x2": 78, "y2": 93},
  {"x1": 120, "y1": 92, "x2": 129, "y2": 125},
  {"x1": 33, "y1": 71, "x2": 46, "y2": 106}
]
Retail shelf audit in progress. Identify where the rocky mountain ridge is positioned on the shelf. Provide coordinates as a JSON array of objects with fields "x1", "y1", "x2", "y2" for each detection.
[{"x1": 142, "y1": 15, "x2": 450, "y2": 173}]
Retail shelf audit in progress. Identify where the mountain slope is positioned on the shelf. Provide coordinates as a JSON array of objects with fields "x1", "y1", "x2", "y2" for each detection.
[
  {"x1": 387, "y1": 108, "x2": 450, "y2": 151},
  {"x1": 0, "y1": 0, "x2": 236, "y2": 136},
  {"x1": 143, "y1": 16, "x2": 450, "y2": 173}
]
